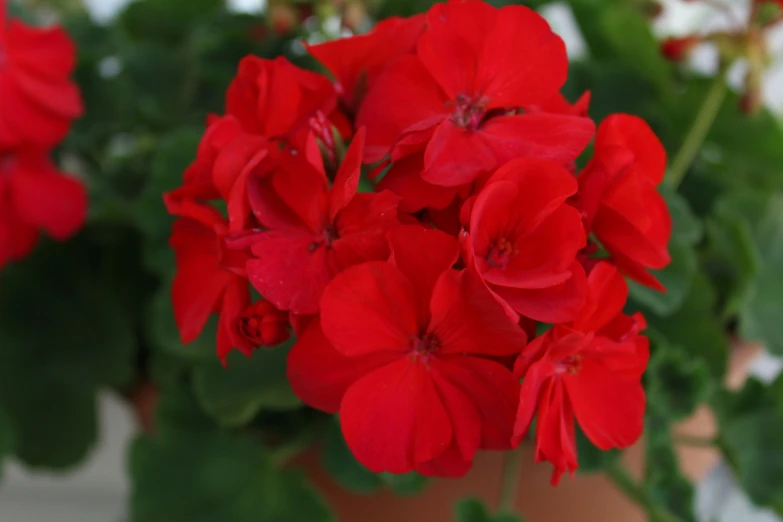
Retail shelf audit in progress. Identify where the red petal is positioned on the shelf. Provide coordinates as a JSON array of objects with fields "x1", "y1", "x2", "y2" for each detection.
[
  {"x1": 286, "y1": 319, "x2": 396, "y2": 413},
  {"x1": 320, "y1": 261, "x2": 419, "y2": 356},
  {"x1": 429, "y1": 269, "x2": 527, "y2": 357},
  {"x1": 328, "y1": 128, "x2": 365, "y2": 221},
  {"x1": 534, "y1": 380, "x2": 578, "y2": 486},
  {"x1": 388, "y1": 225, "x2": 460, "y2": 312},
  {"x1": 377, "y1": 153, "x2": 458, "y2": 213},
  {"x1": 477, "y1": 5, "x2": 568, "y2": 108},
  {"x1": 10, "y1": 157, "x2": 86, "y2": 240},
  {"x1": 572, "y1": 262, "x2": 629, "y2": 333},
  {"x1": 422, "y1": 120, "x2": 496, "y2": 187},
  {"x1": 247, "y1": 232, "x2": 331, "y2": 315},
  {"x1": 340, "y1": 358, "x2": 452, "y2": 474},
  {"x1": 596, "y1": 114, "x2": 666, "y2": 185},
  {"x1": 565, "y1": 358, "x2": 646, "y2": 450},
  {"x1": 216, "y1": 278, "x2": 253, "y2": 362},
  {"x1": 480, "y1": 113, "x2": 595, "y2": 165}
]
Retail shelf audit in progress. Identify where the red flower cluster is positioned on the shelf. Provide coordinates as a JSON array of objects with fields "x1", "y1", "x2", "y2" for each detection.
[
  {"x1": 166, "y1": 0, "x2": 672, "y2": 483},
  {"x1": 0, "y1": 4, "x2": 85, "y2": 269}
]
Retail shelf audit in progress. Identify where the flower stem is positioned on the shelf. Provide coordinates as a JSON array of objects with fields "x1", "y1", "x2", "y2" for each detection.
[
  {"x1": 498, "y1": 448, "x2": 524, "y2": 515},
  {"x1": 666, "y1": 73, "x2": 728, "y2": 190},
  {"x1": 605, "y1": 461, "x2": 684, "y2": 522}
]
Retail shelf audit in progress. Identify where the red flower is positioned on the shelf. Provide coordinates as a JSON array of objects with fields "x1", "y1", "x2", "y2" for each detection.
[
  {"x1": 168, "y1": 210, "x2": 253, "y2": 363},
  {"x1": 0, "y1": 11, "x2": 83, "y2": 148},
  {"x1": 572, "y1": 114, "x2": 671, "y2": 290},
  {"x1": 237, "y1": 299, "x2": 290, "y2": 348},
  {"x1": 287, "y1": 225, "x2": 527, "y2": 477},
  {"x1": 0, "y1": 149, "x2": 86, "y2": 268},
  {"x1": 307, "y1": 14, "x2": 425, "y2": 111},
  {"x1": 513, "y1": 262, "x2": 649, "y2": 485},
  {"x1": 357, "y1": 1, "x2": 594, "y2": 187},
  {"x1": 243, "y1": 129, "x2": 400, "y2": 315},
  {"x1": 461, "y1": 158, "x2": 587, "y2": 323}
]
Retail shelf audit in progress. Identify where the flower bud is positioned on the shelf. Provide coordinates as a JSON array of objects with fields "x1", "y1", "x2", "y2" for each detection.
[
  {"x1": 237, "y1": 300, "x2": 291, "y2": 348},
  {"x1": 660, "y1": 36, "x2": 700, "y2": 61}
]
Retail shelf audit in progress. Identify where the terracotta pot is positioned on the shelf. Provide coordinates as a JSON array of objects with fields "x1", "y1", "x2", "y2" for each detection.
[{"x1": 128, "y1": 342, "x2": 762, "y2": 522}]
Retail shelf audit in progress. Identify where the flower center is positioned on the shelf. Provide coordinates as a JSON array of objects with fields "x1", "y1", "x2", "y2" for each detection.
[
  {"x1": 555, "y1": 354, "x2": 582, "y2": 376},
  {"x1": 450, "y1": 94, "x2": 487, "y2": 131},
  {"x1": 411, "y1": 333, "x2": 440, "y2": 359},
  {"x1": 485, "y1": 237, "x2": 516, "y2": 269},
  {"x1": 308, "y1": 224, "x2": 339, "y2": 252}
]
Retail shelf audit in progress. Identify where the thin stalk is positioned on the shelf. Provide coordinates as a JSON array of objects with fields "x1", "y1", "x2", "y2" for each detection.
[
  {"x1": 666, "y1": 73, "x2": 729, "y2": 190},
  {"x1": 498, "y1": 448, "x2": 524, "y2": 515}
]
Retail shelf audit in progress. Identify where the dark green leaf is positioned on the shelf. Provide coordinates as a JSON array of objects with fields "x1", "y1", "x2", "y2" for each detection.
[
  {"x1": 0, "y1": 407, "x2": 16, "y2": 477},
  {"x1": 629, "y1": 241, "x2": 697, "y2": 316},
  {"x1": 646, "y1": 273, "x2": 729, "y2": 378},
  {"x1": 575, "y1": 425, "x2": 620, "y2": 473},
  {"x1": 130, "y1": 429, "x2": 334, "y2": 522},
  {"x1": 454, "y1": 498, "x2": 522, "y2": 522},
  {"x1": 322, "y1": 417, "x2": 382, "y2": 494},
  {"x1": 0, "y1": 238, "x2": 136, "y2": 468},
  {"x1": 664, "y1": 189, "x2": 704, "y2": 246},
  {"x1": 714, "y1": 191, "x2": 783, "y2": 354},
  {"x1": 646, "y1": 335, "x2": 711, "y2": 421},
  {"x1": 379, "y1": 471, "x2": 429, "y2": 495},
  {"x1": 192, "y1": 342, "x2": 301, "y2": 427}
]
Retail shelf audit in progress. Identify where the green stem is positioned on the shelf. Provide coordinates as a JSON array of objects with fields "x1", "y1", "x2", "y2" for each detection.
[
  {"x1": 498, "y1": 448, "x2": 524, "y2": 515},
  {"x1": 666, "y1": 73, "x2": 729, "y2": 190},
  {"x1": 605, "y1": 461, "x2": 683, "y2": 522}
]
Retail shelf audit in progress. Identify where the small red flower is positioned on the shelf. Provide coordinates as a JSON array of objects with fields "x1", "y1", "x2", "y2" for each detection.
[
  {"x1": 0, "y1": 10, "x2": 83, "y2": 148},
  {"x1": 0, "y1": 149, "x2": 86, "y2": 269},
  {"x1": 513, "y1": 262, "x2": 649, "y2": 485},
  {"x1": 237, "y1": 299, "x2": 290, "y2": 348},
  {"x1": 357, "y1": 1, "x2": 595, "y2": 187},
  {"x1": 572, "y1": 114, "x2": 672, "y2": 290},
  {"x1": 243, "y1": 129, "x2": 400, "y2": 315},
  {"x1": 287, "y1": 225, "x2": 527, "y2": 477},
  {"x1": 307, "y1": 14, "x2": 426, "y2": 111},
  {"x1": 167, "y1": 210, "x2": 253, "y2": 363},
  {"x1": 461, "y1": 158, "x2": 587, "y2": 323}
]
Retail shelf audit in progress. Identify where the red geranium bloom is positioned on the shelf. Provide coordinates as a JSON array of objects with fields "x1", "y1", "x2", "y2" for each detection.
[
  {"x1": 243, "y1": 129, "x2": 400, "y2": 315},
  {"x1": 513, "y1": 262, "x2": 649, "y2": 485},
  {"x1": 572, "y1": 114, "x2": 672, "y2": 291},
  {"x1": 307, "y1": 14, "x2": 425, "y2": 111},
  {"x1": 167, "y1": 202, "x2": 254, "y2": 362},
  {"x1": 226, "y1": 55, "x2": 348, "y2": 154},
  {"x1": 357, "y1": 1, "x2": 595, "y2": 187},
  {"x1": 287, "y1": 225, "x2": 527, "y2": 477},
  {"x1": 461, "y1": 158, "x2": 587, "y2": 323},
  {"x1": 0, "y1": 149, "x2": 86, "y2": 268},
  {"x1": 0, "y1": 9, "x2": 83, "y2": 148}
]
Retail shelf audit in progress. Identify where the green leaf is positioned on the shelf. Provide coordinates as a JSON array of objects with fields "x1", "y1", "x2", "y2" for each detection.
[
  {"x1": 664, "y1": 189, "x2": 704, "y2": 246},
  {"x1": 0, "y1": 407, "x2": 15, "y2": 477},
  {"x1": 629, "y1": 241, "x2": 697, "y2": 316},
  {"x1": 645, "y1": 335, "x2": 711, "y2": 421},
  {"x1": 322, "y1": 417, "x2": 382, "y2": 494},
  {"x1": 575, "y1": 425, "x2": 620, "y2": 473},
  {"x1": 644, "y1": 404, "x2": 697, "y2": 522},
  {"x1": 598, "y1": 7, "x2": 671, "y2": 94},
  {"x1": 130, "y1": 429, "x2": 334, "y2": 522},
  {"x1": 380, "y1": 471, "x2": 429, "y2": 495},
  {"x1": 454, "y1": 498, "x2": 522, "y2": 522},
  {"x1": 717, "y1": 376, "x2": 783, "y2": 514},
  {"x1": 714, "y1": 191, "x2": 783, "y2": 355},
  {"x1": 192, "y1": 342, "x2": 302, "y2": 427},
  {"x1": 645, "y1": 273, "x2": 729, "y2": 378},
  {"x1": 0, "y1": 237, "x2": 136, "y2": 469},
  {"x1": 135, "y1": 128, "x2": 202, "y2": 275}
]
